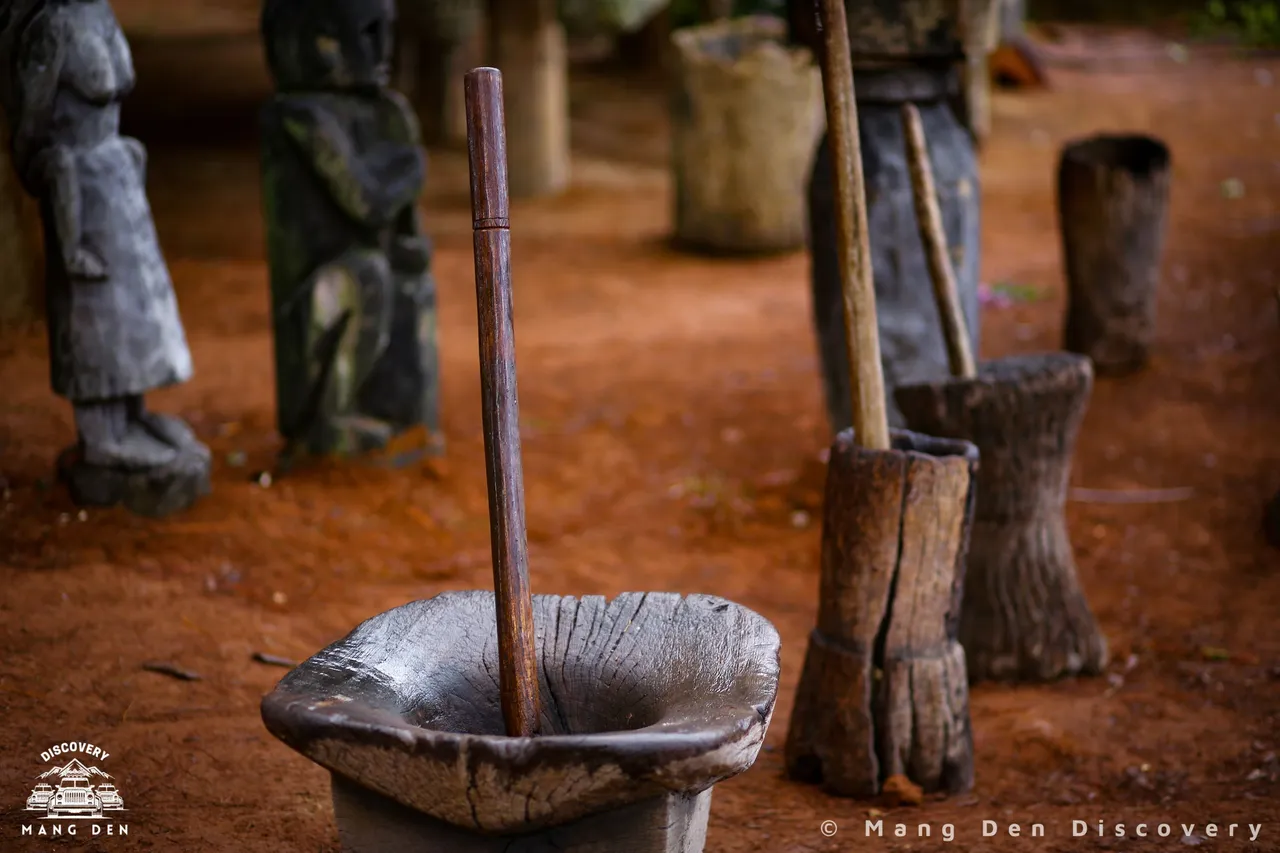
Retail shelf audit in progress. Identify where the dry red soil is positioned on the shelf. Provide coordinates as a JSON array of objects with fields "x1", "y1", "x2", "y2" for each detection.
[{"x1": 1, "y1": 27, "x2": 1278, "y2": 853}]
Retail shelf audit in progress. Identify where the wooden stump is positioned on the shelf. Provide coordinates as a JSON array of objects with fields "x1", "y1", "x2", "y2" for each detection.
[
  {"x1": 0, "y1": 115, "x2": 42, "y2": 327},
  {"x1": 487, "y1": 0, "x2": 569, "y2": 198},
  {"x1": 669, "y1": 16, "x2": 824, "y2": 254},
  {"x1": 1058, "y1": 134, "x2": 1171, "y2": 375},
  {"x1": 262, "y1": 591, "x2": 780, "y2": 851},
  {"x1": 896, "y1": 352, "x2": 1109, "y2": 682},
  {"x1": 785, "y1": 429, "x2": 977, "y2": 798}
]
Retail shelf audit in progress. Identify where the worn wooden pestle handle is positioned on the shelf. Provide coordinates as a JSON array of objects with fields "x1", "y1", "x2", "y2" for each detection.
[
  {"x1": 901, "y1": 103, "x2": 978, "y2": 380},
  {"x1": 464, "y1": 67, "x2": 543, "y2": 738},
  {"x1": 816, "y1": 0, "x2": 890, "y2": 450}
]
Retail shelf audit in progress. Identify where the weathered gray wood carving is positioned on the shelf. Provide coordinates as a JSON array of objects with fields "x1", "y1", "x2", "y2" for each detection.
[
  {"x1": 0, "y1": 0, "x2": 210, "y2": 517},
  {"x1": 260, "y1": 0, "x2": 441, "y2": 461},
  {"x1": 786, "y1": 0, "x2": 982, "y2": 432},
  {"x1": 262, "y1": 591, "x2": 781, "y2": 852}
]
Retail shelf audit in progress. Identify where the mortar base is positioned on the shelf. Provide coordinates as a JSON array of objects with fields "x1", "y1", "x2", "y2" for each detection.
[{"x1": 331, "y1": 774, "x2": 713, "y2": 853}]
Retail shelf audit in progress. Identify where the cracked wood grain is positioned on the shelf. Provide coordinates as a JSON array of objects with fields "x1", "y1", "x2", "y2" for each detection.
[
  {"x1": 785, "y1": 428, "x2": 976, "y2": 798},
  {"x1": 261, "y1": 590, "x2": 780, "y2": 846}
]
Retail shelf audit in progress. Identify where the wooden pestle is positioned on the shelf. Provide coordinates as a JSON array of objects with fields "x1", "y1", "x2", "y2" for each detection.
[
  {"x1": 816, "y1": 0, "x2": 890, "y2": 450},
  {"x1": 900, "y1": 102, "x2": 978, "y2": 380},
  {"x1": 464, "y1": 67, "x2": 543, "y2": 737}
]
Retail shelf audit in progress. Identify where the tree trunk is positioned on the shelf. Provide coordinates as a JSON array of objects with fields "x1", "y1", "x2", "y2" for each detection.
[
  {"x1": 0, "y1": 116, "x2": 42, "y2": 327},
  {"x1": 809, "y1": 94, "x2": 982, "y2": 432},
  {"x1": 487, "y1": 0, "x2": 569, "y2": 198},
  {"x1": 786, "y1": 429, "x2": 977, "y2": 798},
  {"x1": 1058, "y1": 134, "x2": 1171, "y2": 375},
  {"x1": 670, "y1": 16, "x2": 824, "y2": 254},
  {"x1": 895, "y1": 352, "x2": 1109, "y2": 682}
]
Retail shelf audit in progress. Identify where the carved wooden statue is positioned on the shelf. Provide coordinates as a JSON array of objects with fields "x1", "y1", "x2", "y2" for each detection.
[
  {"x1": 0, "y1": 0, "x2": 211, "y2": 517},
  {"x1": 785, "y1": 0, "x2": 982, "y2": 432},
  {"x1": 260, "y1": 0, "x2": 441, "y2": 460}
]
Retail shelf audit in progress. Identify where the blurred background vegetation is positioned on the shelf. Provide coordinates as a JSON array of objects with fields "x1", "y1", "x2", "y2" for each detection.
[{"x1": 655, "y1": 0, "x2": 1280, "y2": 45}]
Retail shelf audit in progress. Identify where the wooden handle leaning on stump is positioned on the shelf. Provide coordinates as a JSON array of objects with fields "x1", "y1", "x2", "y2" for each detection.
[
  {"x1": 464, "y1": 67, "x2": 543, "y2": 738},
  {"x1": 901, "y1": 103, "x2": 978, "y2": 380},
  {"x1": 816, "y1": 0, "x2": 891, "y2": 450}
]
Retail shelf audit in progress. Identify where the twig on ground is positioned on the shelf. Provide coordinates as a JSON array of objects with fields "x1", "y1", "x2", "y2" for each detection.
[
  {"x1": 142, "y1": 661, "x2": 203, "y2": 681},
  {"x1": 251, "y1": 652, "x2": 297, "y2": 668}
]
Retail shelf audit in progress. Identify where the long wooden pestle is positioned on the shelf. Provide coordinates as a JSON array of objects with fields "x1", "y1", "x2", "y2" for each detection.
[{"x1": 464, "y1": 67, "x2": 543, "y2": 738}]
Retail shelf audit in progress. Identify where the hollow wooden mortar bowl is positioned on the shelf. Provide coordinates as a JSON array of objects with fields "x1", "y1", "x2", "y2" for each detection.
[{"x1": 262, "y1": 590, "x2": 781, "y2": 852}]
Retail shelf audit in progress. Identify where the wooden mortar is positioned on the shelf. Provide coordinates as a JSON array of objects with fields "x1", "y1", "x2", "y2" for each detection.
[{"x1": 894, "y1": 103, "x2": 1108, "y2": 682}]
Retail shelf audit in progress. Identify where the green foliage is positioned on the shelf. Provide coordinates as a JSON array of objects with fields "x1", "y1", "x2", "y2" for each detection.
[{"x1": 1192, "y1": 0, "x2": 1280, "y2": 47}]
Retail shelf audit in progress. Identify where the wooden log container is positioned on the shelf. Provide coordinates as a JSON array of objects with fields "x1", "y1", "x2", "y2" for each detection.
[
  {"x1": 896, "y1": 353, "x2": 1109, "y2": 681},
  {"x1": 1058, "y1": 133, "x2": 1172, "y2": 375},
  {"x1": 785, "y1": 428, "x2": 978, "y2": 798},
  {"x1": 669, "y1": 16, "x2": 824, "y2": 254},
  {"x1": 897, "y1": 105, "x2": 1107, "y2": 683}
]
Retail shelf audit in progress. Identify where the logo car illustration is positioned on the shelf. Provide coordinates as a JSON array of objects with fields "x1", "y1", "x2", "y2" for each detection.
[
  {"x1": 48, "y1": 774, "x2": 103, "y2": 818},
  {"x1": 25, "y1": 783, "x2": 55, "y2": 810},
  {"x1": 94, "y1": 782, "x2": 124, "y2": 810}
]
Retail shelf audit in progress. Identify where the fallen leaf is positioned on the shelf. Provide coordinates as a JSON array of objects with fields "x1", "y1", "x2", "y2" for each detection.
[{"x1": 880, "y1": 773, "x2": 924, "y2": 807}]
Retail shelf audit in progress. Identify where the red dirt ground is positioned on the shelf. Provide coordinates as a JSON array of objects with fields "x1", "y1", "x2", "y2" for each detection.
[{"x1": 1, "y1": 26, "x2": 1278, "y2": 853}]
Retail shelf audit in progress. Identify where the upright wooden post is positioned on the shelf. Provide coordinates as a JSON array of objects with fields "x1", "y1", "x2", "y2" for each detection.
[
  {"x1": 0, "y1": 115, "x2": 42, "y2": 327},
  {"x1": 960, "y1": 0, "x2": 999, "y2": 146},
  {"x1": 485, "y1": 0, "x2": 569, "y2": 198}
]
